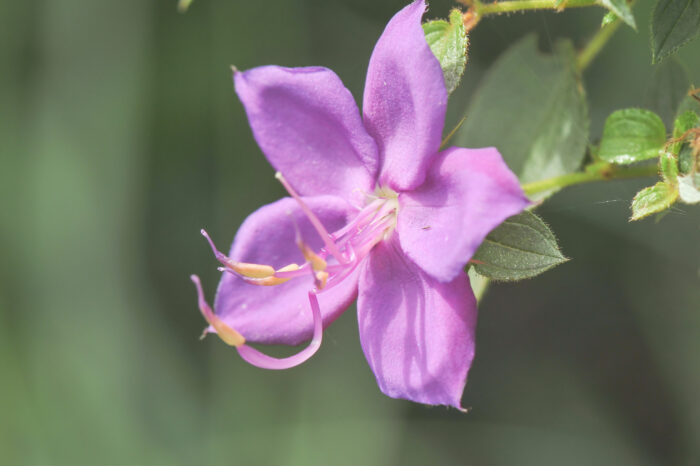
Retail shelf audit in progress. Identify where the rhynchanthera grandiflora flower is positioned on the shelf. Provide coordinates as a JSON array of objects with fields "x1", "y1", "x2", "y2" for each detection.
[{"x1": 191, "y1": 0, "x2": 529, "y2": 409}]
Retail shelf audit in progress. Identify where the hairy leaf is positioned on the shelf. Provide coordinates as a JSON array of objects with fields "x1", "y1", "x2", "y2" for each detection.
[
  {"x1": 651, "y1": 0, "x2": 700, "y2": 63},
  {"x1": 630, "y1": 182, "x2": 679, "y2": 220},
  {"x1": 472, "y1": 211, "x2": 567, "y2": 281},
  {"x1": 598, "y1": 109, "x2": 667, "y2": 164},
  {"x1": 423, "y1": 9, "x2": 468, "y2": 95}
]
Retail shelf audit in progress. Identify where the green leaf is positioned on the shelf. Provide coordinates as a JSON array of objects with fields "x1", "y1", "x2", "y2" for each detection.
[
  {"x1": 678, "y1": 173, "x2": 700, "y2": 202},
  {"x1": 423, "y1": 9, "x2": 468, "y2": 95},
  {"x1": 599, "y1": 0, "x2": 636, "y2": 29},
  {"x1": 455, "y1": 35, "x2": 589, "y2": 201},
  {"x1": 472, "y1": 211, "x2": 567, "y2": 281},
  {"x1": 645, "y1": 57, "x2": 690, "y2": 127},
  {"x1": 630, "y1": 182, "x2": 679, "y2": 220},
  {"x1": 651, "y1": 0, "x2": 700, "y2": 63},
  {"x1": 598, "y1": 109, "x2": 667, "y2": 164}
]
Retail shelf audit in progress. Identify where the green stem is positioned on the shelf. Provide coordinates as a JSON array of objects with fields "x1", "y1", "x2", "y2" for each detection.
[
  {"x1": 575, "y1": 18, "x2": 622, "y2": 71},
  {"x1": 522, "y1": 163, "x2": 658, "y2": 197},
  {"x1": 475, "y1": 0, "x2": 597, "y2": 15}
]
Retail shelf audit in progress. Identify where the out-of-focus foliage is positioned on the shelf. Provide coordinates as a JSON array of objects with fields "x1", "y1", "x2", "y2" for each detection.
[
  {"x1": 455, "y1": 35, "x2": 589, "y2": 200},
  {"x1": 1, "y1": 0, "x2": 699, "y2": 465}
]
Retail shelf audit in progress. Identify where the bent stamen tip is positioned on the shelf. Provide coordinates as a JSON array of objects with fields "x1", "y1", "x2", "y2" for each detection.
[
  {"x1": 201, "y1": 229, "x2": 229, "y2": 262},
  {"x1": 191, "y1": 274, "x2": 245, "y2": 347}
]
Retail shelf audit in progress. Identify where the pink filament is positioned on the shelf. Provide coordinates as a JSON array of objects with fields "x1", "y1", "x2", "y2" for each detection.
[
  {"x1": 275, "y1": 172, "x2": 346, "y2": 264},
  {"x1": 201, "y1": 228, "x2": 229, "y2": 265},
  {"x1": 236, "y1": 291, "x2": 323, "y2": 370}
]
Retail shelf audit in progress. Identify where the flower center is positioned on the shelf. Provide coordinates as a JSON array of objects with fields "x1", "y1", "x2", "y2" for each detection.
[{"x1": 192, "y1": 175, "x2": 400, "y2": 370}]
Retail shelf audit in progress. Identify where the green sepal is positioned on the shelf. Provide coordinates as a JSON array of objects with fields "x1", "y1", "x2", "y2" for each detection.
[
  {"x1": 673, "y1": 110, "x2": 700, "y2": 137},
  {"x1": 679, "y1": 144, "x2": 695, "y2": 174},
  {"x1": 672, "y1": 110, "x2": 699, "y2": 173},
  {"x1": 471, "y1": 211, "x2": 568, "y2": 281},
  {"x1": 659, "y1": 151, "x2": 679, "y2": 185},
  {"x1": 423, "y1": 9, "x2": 468, "y2": 95},
  {"x1": 598, "y1": 109, "x2": 667, "y2": 164}
]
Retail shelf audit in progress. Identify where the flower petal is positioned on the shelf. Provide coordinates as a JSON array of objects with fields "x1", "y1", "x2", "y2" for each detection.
[
  {"x1": 397, "y1": 147, "x2": 530, "y2": 282},
  {"x1": 357, "y1": 239, "x2": 477, "y2": 409},
  {"x1": 234, "y1": 66, "x2": 379, "y2": 204},
  {"x1": 213, "y1": 195, "x2": 359, "y2": 346},
  {"x1": 362, "y1": 0, "x2": 447, "y2": 191}
]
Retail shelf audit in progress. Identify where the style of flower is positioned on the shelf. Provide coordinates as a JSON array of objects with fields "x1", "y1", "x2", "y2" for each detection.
[{"x1": 191, "y1": 0, "x2": 529, "y2": 409}]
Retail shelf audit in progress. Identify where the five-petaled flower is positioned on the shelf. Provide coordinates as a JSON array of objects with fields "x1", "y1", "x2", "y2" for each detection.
[{"x1": 191, "y1": 0, "x2": 529, "y2": 409}]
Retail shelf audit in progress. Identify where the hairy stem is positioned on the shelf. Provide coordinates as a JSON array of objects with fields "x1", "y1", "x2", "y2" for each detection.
[
  {"x1": 470, "y1": 0, "x2": 598, "y2": 15},
  {"x1": 522, "y1": 163, "x2": 659, "y2": 197}
]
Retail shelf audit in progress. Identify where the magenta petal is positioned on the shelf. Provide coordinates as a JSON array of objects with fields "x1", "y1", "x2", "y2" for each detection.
[
  {"x1": 397, "y1": 147, "x2": 530, "y2": 282},
  {"x1": 362, "y1": 0, "x2": 447, "y2": 191},
  {"x1": 214, "y1": 196, "x2": 359, "y2": 346},
  {"x1": 357, "y1": 239, "x2": 477, "y2": 409},
  {"x1": 234, "y1": 66, "x2": 378, "y2": 204}
]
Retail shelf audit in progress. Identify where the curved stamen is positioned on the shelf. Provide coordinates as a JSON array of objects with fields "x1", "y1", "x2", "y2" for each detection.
[
  {"x1": 192, "y1": 276, "x2": 324, "y2": 369},
  {"x1": 236, "y1": 291, "x2": 324, "y2": 370}
]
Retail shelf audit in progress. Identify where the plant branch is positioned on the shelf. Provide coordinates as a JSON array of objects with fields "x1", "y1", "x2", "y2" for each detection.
[
  {"x1": 467, "y1": 0, "x2": 598, "y2": 16},
  {"x1": 575, "y1": 17, "x2": 622, "y2": 71},
  {"x1": 522, "y1": 163, "x2": 659, "y2": 197}
]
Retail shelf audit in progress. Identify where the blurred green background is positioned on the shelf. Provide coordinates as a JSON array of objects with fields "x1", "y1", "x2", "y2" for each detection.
[{"x1": 1, "y1": 0, "x2": 699, "y2": 464}]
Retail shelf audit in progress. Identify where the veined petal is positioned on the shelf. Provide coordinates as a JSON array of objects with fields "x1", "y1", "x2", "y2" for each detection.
[
  {"x1": 397, "y1": 147, "x2": 530, "y2": 282},
  {"x1": 362, "y1": 0, "x2": 447, "y2": 191},
  {"x1": 234, "y1": 66, "x2": 378, "y2": 204},
  {"x1": 213, "y1": 196, "x2": 359, "y2": 346},
  {"x1": 357, "y1": 239, "x2": 477, "y2": 409}
]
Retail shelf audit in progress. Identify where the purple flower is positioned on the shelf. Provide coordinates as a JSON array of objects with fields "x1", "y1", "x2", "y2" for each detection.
[{"x1": 191, "y1": 0, "x2": 528, "y2": 409}]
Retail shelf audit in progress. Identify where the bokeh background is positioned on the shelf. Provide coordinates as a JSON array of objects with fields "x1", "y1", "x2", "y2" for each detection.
[{"x1": 2, "y1": 0, "x2": 699, "y2": 464}]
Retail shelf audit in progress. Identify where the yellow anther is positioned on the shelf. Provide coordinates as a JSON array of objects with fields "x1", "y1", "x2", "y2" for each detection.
[
  {"x1": 315, "y1": 270, "x2": 329, "y2": 290},
  {"x1": 299, "y1": 242, "x2": 327, "y2": 272},
  {"x1": 244, "y1": 263, "x2": 300, "y2": 286},
  {"x1": 227, "y1": 261, "x2": 275, "y2": 279},
  {"x1": 206, "y1": 314, "x2": 246, "y2": 347},
  {"x1": 277, "y1": 263, "x2": 301, "y2": 273}
]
